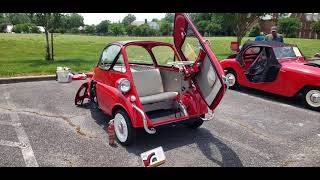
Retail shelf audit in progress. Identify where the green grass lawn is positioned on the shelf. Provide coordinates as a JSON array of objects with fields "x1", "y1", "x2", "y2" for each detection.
[{"x1": 0, "y1": 33, "x2": 319, "y2": 77}]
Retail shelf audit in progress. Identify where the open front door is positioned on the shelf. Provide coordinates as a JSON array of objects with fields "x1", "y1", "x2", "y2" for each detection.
[{"x1": 173, "y1": 13, "x2": 226, "y2": 110}]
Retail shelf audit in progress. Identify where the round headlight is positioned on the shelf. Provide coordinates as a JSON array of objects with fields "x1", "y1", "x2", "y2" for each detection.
[{"x1": 117, "y1": 78, "x2": 131, "y2": 93}]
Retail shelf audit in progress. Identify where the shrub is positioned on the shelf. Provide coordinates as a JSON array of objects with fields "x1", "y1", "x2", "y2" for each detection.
[
  {"x1": 312, "y1": 21, "x2": 320, "y2": 38},
  {"x1": 249, "y1": 25, "x2": 260, "y2": 37},
  {"x1": 12, "y1": 23, "x2": 39, "y2": 33},
  {"x1": 278, "y1": 17, "x2": 301, "y2": 38}
]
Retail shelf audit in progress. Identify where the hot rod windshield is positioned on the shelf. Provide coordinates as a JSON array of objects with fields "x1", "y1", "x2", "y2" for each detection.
[{"x1": 273, "y1": 46, "x2": 302, "y2": 59}]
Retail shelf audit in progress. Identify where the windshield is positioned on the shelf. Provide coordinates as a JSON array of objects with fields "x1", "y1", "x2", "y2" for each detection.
[{"x1": 273, "y1": 46, "x2": 302, "y2": 59}]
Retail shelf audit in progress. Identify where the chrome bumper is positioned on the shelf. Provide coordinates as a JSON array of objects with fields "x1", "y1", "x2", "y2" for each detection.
[{"x1": 132, "y1": 104, "x2": 156, "y2": 134}]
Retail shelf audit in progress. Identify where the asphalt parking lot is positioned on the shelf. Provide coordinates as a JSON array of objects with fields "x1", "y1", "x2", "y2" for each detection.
[{"x1": 0, "y1": 80, "x2": 319, "y2": 167}]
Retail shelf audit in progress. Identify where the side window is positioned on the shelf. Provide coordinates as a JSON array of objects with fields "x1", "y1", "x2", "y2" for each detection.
[
  {"x1": 99, "y1": 45, "x2": 121, "y2": 70},
  {"x1": 126, "y1": 45, "x2": 154, "y2": 65},
  {"x1": 112, "y1": 54, "x2": 126, "y2": 73},
  {"x1": 152, "y1": 46, "x2": 177, "y2": 66}
]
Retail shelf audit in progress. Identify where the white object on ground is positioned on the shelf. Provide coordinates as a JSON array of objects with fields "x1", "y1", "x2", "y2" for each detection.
[
  {"x1": 140, "y1": 146, "x2": 166, "y2": 167},
  {"x1": 56, "y1": 67, "x2": 73, "y2": 83}
]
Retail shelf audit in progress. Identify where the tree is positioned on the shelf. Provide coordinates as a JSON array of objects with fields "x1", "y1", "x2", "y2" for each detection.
[
  {"x1": 312, "y1": 21, "x2": 320, "y2": 39},
  {"x1": 159, "y1": 21, "x2": 171, "y2": 36},
  {"x1": 126, "y1": 25, "x2": 136, "y2": 36},
  {"x1": 223, "y1": 13, "x2": 264, "y2": 43},
  {"x1": 32, "y1": 13, "x2": 62, "y2": 61},
  {"x1": 84, "y1": 25, "x2": 96, "y2": 34},
  {"x1": 66, "y1": 13, "x2": 84, "y2": 30},
  {"x1": 163, "y1": 13, "x2": 174, "y2": 23},
  {"x1": 109, "y1": 23, "x2": 125, "y2": 36},
  {"x1": 151, "y1": 18, "x2": 159, "y2": 22},
  {"x1": 206, "y1": 22, "x2": 221, "y2": 36},
  {"x1": 278, "y1": 17, "x2": 301, "y2": 38},
  {"x1": 0, "y1": 14, "x2": 10, "y2": 32},
  {"x1": 122, "y1": 14, "x2": 136, "y2": 26},
  {"x1": 196, "y1": 20, "x2": 208, "y2": 36},
  {"x1": 96, "y1": 20, "x2": 110, "y2": 35},
  {"x1": 249, "y1": 25, "x2": 261, "y2": 37},
  {"x1": 12, "y1": 23, "x2": 39, "y2": 33},
  {"x1": 7, "y1": 13, "x2": 31, "y2": 25}
]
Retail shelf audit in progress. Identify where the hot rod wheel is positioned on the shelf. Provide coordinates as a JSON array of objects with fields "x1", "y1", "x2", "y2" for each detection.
[{"x1": 302, "y1": 88, "x2": 320, "y2": 111}]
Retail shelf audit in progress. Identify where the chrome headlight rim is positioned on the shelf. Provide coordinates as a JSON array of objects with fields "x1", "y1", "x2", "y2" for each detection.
[{"x1": 117, "y1": 78, "x2": 131, "y2": 93}]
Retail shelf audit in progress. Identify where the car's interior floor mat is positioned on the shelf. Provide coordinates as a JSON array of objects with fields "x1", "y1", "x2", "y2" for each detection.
[{"x1": 146, "y1": 109, "x2": 183, "y2": 123}]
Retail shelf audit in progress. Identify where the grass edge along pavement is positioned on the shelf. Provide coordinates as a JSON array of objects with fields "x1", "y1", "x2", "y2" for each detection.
[{"x1": 0, "y1": 33, "x2": 319, "y2": 77}]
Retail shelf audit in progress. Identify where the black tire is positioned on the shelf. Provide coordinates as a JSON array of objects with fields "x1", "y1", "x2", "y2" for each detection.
[
  {"x1": 182, "y1": 115, "x2": 204, "y2": 129},
  {"x1": 225, "y1": 69, "x2": 239, "y2": 90},
  {"x1": 301, "y1": 87, "x2": 320, "y2": 111},
  {"x1": 90, "y1": 82, "x2": 99, "y2": 109},
  {"x1": 113, "y1": 109, "x2": 136, "y2": 146}
]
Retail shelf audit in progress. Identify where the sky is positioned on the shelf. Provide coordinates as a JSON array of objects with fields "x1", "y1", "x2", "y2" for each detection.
[{"x1": 80, "y1": 13, "x2": 166, "y2": 25}]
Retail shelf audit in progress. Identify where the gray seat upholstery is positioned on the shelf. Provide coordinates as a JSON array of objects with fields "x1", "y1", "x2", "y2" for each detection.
[
  {"x1": 132, "y1": 68, "x2": 178, "y2": 105},
  {"x1": 139, "y1": 92, "x2": 178, "y2": 104}
]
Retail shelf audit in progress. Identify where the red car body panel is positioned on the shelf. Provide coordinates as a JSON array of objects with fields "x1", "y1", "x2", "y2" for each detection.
[{"x1": 220, "y1": 44, "x2": 320, "y2": 97}]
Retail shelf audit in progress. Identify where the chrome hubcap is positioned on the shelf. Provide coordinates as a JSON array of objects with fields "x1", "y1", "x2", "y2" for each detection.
[
  {"x1": 225, "y1": 73, "x2": 236, "y2": 87},
  {"x1": 114, "y1": 113, "x2": 128, "y2": 142},
  {"x1": 306, "y1": 90, "x2": 320, "y2": 107}
]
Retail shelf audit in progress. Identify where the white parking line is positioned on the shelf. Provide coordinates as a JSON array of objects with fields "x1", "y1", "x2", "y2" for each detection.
[
  {"x1": 0, "y1": 120, "x2": 21, "y2": 127},
  {"x1": 3, "y1": 92, "x2": 39, "y2": 167},
  {"x1": 235, "y1": 91, "x2": 319, "y2": 115},
  {"x1": 0, "y1": 139, "x2": 21, "y2": 148}
]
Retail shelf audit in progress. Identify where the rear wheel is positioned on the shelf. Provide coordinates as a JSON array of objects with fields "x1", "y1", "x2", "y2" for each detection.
[
  {"x1": 113, "y1": 109, "x2": 136, "y2": 146},
  {"x1": 302, "y1": 87, "x2": 320, "y2": 111},
  {"x1": 90, "y1": 82, "x2": 99, "y2": 109},
  {"x1": 225, "y1": 69, "x2": 239, "y2": 90}
]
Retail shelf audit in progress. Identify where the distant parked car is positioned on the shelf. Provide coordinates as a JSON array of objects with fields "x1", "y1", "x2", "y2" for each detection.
[{"x1": 220, "y1": 41, "x2": 320, "y2": 111}]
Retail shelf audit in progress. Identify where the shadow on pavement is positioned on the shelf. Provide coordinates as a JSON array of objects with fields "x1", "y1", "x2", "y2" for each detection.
[
  {"x1": 233, "y1": 86, "x2": 320, "y2": 112},
  {"x1": 78, "y1": 101, "x2": 243, "y2": 167}
]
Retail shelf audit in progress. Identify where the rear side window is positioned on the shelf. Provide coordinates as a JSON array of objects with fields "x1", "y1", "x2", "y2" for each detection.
[
  {"x1": 126, "y1": 45, "x2": 154, "y2": 65},
  {"x1": 152, "y1": 45, "x2": 177, "y2": 66}
]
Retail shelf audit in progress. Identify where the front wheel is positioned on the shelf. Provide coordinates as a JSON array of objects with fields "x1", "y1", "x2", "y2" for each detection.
[
  {"x1": 113, "y1": 109, "x2": 136, "y2": 146},
  {"x1": 302, "y1": 88, "x2": 320, "y2": 111},
  {"x1": 225, "y1": 69, "x2": 239, "y2": 90}
]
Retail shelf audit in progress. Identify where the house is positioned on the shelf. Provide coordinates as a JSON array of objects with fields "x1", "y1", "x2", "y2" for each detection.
[
  {"x1": 4, "y1": 24, "x2": 13, "y2": 33},
  {"x1": 259, "y1": 13, "x2": 320, "y2": 39},
  {"x1": 290, "y1": 13, "x2": 320, "y2": 39},
  {"x1": 37, "y1": 26, "x2": 45, "y2": 33},
  {"x1": 131, "y1": 19, "x2": 160, "y2": 30}
]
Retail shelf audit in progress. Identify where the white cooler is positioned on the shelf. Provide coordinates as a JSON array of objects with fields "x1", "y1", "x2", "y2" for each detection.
[{"x1": 56, "y1": 67, "x2": 73, "y2": 83}]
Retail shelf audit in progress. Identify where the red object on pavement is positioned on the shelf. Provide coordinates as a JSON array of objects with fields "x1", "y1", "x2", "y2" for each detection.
[
  {"x1": 72, "y1": 73, "x2": 87, "y2": 80},
  {"x1": 107, "y1": 120, "x2": 116, "y2": 146}
]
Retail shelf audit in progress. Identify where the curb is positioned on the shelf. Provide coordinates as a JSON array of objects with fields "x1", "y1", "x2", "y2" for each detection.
[
  {"x1": 0, "y1": 75, "x2": 57, "y2": 84},
  {"x1": 0, "y1": 73, "x2": 91, "y2": 84}
]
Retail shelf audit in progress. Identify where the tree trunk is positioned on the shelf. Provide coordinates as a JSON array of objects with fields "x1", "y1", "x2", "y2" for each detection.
[
  {"x1": 51, "y1": 32, "x2": 54, "y2": 60},
  {"x1": 237, "y1": 35, "x2": 243, "y2": 44},
  {"x1": 44, "y1": 29, "x2": 51, "y2": 61}
]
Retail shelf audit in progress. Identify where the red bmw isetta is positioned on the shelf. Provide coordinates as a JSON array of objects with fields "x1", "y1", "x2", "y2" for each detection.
[{"x1": 75, "y1": 13, "x2": 227, "y2": 145}]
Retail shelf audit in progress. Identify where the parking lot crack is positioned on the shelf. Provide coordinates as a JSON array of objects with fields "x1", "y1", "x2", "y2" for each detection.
[{"x1": 0, "y1": 106, "x2": 96, "y2": 139}]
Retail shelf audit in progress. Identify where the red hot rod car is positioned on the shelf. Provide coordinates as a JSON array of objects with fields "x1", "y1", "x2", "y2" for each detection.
[
  {"x1": 75, "y1": 13, "x2": 228, "y2": 145},
  {"x1": 220, "y1": 41, "x2": 320, "y2": 111}
]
